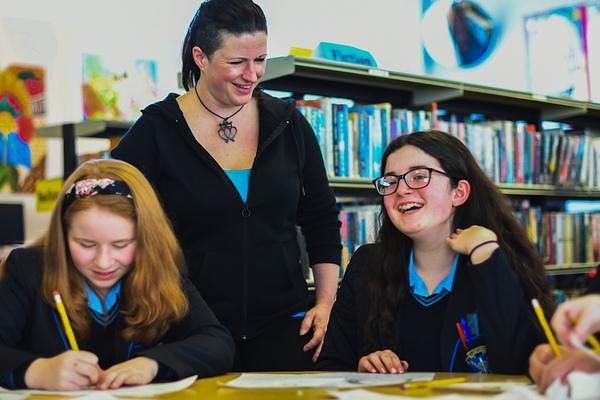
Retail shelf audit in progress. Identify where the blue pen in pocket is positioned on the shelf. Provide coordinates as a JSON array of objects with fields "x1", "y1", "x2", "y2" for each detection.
[
  {"x1": 460, "y1": 317, "x2": 473, "y2": 347},
  {"x1": 460, "y1": 315, "x2": 489, "y2": 373}
]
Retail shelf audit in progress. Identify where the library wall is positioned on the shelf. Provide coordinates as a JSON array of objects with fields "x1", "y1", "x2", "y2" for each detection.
[
  {"x1": 0, "y1": 0, "x2": 198, "y2": 124},
  {"x1": 259, "y1": 0, "x2": 584, "y2": 93},
  {"x1": 0, "y1": 0, "x2": 588, "y2": 125}
]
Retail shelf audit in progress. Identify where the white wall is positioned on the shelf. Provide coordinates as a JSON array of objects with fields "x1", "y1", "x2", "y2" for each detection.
[
  {"x1": 0, "y1": 0, "x2": 199, "y2": 125},
  {"x1": 0, "y1": 0, "x2": 589, "y2": 124},
  {"x1": 0, "y1": 0, "x2": 423, "y2": 125},
  {"x1": 257, "y1": 0, "x2": 423, "y2": 74}
]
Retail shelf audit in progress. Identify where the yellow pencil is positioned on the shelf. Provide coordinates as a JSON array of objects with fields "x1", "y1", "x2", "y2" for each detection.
[
  {"x1": 53, "y1": 290, "x2": 79, "y2": 351},
  {"x1": 532, "y1": 298, "x2": 560, "y2": 356},
  {"x1": 572, "y1": 317, "x2": 600, "y2": 353},
  {"x1": 587, "y1": 335, "x2": 600, "y2": 353},
  {"x1": 400, "y1": 377, "x2": 466, "y2": 390}
]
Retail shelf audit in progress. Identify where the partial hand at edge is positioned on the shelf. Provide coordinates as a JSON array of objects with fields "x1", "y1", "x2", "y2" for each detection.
[
  {"x1": 534, "y1": 347, "x2": 600, "y2": 394},
  {"x1": 551, "y1": 294, "x2": 600, "y2": 346}
]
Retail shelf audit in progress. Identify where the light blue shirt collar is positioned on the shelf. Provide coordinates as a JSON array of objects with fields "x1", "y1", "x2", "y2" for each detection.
[
  {"x1": 408, "y1": 250, "x2": 458, "y2": 297},
  {"x1": 85, "y1": 281, "x2": 121, "y2": 314}
]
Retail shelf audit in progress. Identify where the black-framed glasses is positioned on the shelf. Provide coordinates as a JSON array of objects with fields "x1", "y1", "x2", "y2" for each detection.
[{"x1": 372, "y1": 167, "x2": 450, "y2": 196}]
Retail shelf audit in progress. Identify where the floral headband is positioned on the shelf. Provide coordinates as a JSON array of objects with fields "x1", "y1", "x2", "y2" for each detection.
[{"x1": 63, "y1": 178, "x2": 133, "y2": 210}]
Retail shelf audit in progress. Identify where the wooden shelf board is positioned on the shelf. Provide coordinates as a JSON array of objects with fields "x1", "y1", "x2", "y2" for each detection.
[
  {"x1": 546, "y1": 264, "x2": 598, "y2": 276},
  {"x1": 263, "y1": 56, "x2": 597, "y2": 124},
  {"x1": 329, "y1": 178, "x2": 600, "y2": 199}
]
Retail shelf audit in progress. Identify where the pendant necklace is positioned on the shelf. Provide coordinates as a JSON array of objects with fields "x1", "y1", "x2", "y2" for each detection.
[{"x1": 194, "y1": 85, "x2": 244, "y2": 143}]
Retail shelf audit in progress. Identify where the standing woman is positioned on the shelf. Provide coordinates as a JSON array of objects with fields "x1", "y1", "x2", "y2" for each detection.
[
  {"x1": 318, "y1": 130, "x2": 554, "y2": 374},
  {"x1": 112, "y1": 0, "x2": 341, "y2": 371}
]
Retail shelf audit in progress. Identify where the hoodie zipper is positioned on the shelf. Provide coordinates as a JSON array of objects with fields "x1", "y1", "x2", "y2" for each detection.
[
  {"x1": 175, "y1": 102, "x2": 294, "y2": 340},
  {"x1": 239, "y1": 118, "x2": 290, "y2": 341}
]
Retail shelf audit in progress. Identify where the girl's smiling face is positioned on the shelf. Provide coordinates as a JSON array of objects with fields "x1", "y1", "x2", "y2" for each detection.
[
  {"x1": 67, "y1": 206, "x2": 136, "y2": 298},
  {"x1": 383, "y1": 145, "x2": 468, "y2": 242}
]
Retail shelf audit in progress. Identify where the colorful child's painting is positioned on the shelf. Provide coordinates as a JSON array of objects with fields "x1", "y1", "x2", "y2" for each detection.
[
  {"x1": 6, "y1": 64, "x2": 46, "y2": 126},
  {"x1": 82, "y1": 54, "x2": 159, "y2": 121},
  {"x1": 0, "y1": 66, "x2": 42, "y2": 193}
]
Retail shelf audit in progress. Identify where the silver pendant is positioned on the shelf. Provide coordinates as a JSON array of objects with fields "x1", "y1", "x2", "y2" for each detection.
[{"x1": 218, "y1": 120, "x2": 238, "y2": 143}]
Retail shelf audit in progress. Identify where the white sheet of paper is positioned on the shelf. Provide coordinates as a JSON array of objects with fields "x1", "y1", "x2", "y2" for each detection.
[
  {"x1": 0, "y1": 387, "x2": 28, "y2": 400},
  {"x1": 7, "y1": 375, "x2": 197, "y2": 398},
  {"x1": 331, "y1": 384, "x2": 550, "y2": 400},
  {"x1": 329, "y1": 389, "x2": 468, "y2": 400},
  {"x1": 566, "y1": 371, "x2": 600, "y2": 399},
  {"x1": 71, "y1": 393, "x2": 119, "y2": 400},
  {"x1": 225, "y1": 372, "x2": 434, "y2": 389},
  {"x1": 448, "y1": 381, "x2": 536, "y2": 393}
]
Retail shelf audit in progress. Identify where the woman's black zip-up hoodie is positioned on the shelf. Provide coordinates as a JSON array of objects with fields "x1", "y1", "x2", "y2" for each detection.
[{"x1": 112, "y1": 91, "x2": 341, "y2": 340}]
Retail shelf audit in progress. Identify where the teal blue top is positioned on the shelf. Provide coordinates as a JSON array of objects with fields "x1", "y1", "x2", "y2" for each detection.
[
  {"x1": 85, "y1": 281, "x2": 120, "y2": 313},
  {"x1": 408, "y1": 250, "x2": 458, "y2": 307},
  {"x1": 225, "y1": 168, "x2": 251, "y2": 202},
  {"x1": 85, "y1": 281, "x2": 121, "y2": 325}
]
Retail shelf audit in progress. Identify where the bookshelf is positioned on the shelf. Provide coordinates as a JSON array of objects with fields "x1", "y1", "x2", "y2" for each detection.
[
  {"x1": 261, "y1": 55, "x2": 600, "y2": 275},
  {"x1": 262, "y1": 56, "x2": 600, "y2": 194},
  {"x1": 262, "y1": 56, "x2": 600, "y2": 127}
]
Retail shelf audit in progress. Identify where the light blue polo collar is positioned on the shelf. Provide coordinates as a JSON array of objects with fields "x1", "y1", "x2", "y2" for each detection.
[
  {"x1": 409, "y1": 250, "x2": 458, "y2": 297},
  {"x1": 85, "y1": 281, "x2": 121, "y2": 314}
]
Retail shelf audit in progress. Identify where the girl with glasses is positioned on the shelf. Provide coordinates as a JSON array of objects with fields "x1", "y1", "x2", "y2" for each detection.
[
  {"x1": 0, "y1": 159, "x2": 233, "y2": 390},
  {"x1": 319, "y1": 130, "x2": 553, "y2": 375}
]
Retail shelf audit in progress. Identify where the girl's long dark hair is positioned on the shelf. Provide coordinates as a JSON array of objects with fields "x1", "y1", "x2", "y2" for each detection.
[{"x1": 365, "y1": 130, "x2": 555, "y2": 350}]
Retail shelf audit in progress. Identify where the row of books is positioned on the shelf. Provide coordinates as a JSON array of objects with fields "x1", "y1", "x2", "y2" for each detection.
[
  {"x1": 337, "y1": 202, "x2": 599, "y2": 271},
  {"x1": 339, "y1": 203, "x2": 381, "y2": 272},
  {"x1": 296, "y1": 98, "x2": 432, "y2": 179},
  {"x1": 296, "y1": 97, "x2": 600, "y2": 189},
  {"x1": 439, "y1": 117, "x2": 600, "y2": 188},
  {"x1": 515, "y1": 205, "x2": 600, "y2": 266}
]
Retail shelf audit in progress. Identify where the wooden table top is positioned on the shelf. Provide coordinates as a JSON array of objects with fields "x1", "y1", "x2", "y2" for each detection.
[{"x1": 23, "y1": 371, "x2": 531, "y2": 400}]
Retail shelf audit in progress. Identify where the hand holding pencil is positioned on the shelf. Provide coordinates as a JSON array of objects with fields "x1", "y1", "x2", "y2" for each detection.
[
  {"x1": 24, "y1": 350, "x2": 101, "y2": 391},
  {"x1": 23, "y1": 290, "x2": 102, "y2": 390},
  {"x1": 529, "y1": 296, "x2": 600, "y2": 395},
  {"x1": 550, "y1": 294, "x2": 600, "y2": 349}
]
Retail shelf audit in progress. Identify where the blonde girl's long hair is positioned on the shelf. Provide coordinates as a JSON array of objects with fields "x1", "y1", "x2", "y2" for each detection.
[{"x1": 41, "y1": 159, "x2": 188, "y2": 345}]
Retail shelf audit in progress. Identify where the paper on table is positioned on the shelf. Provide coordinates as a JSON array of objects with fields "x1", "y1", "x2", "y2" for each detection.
[
  {"x1": 225, "y1": 372, "x2": 434, "y2": 389},
  {"x1": 493, "y1": 373, "x2": 600, "y2": 400},
  {"x1": 433, "y1": 381, "x2": 535, "y2": 395},
  {"x1": 71, "y1": 393, "x2": 119, "y2": 400},
  {"x1": 329, "y1": 389, "x2": 471, "y2": 400},
  {"x1": 564, "y1": 371, "x2": 600, "y2": 399},
  {"x1": 0, "y1": 387, "x2": 27, "y2": 400},
  {"x1": 493, "y1": 385, "x2": 547, "y2": 400},
  {"x1": 7, "y1": 375, "x2": 197, "y2": 398},
  {"x1": 331, "y1": 385, "x2": 548, "y2": 400}
]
